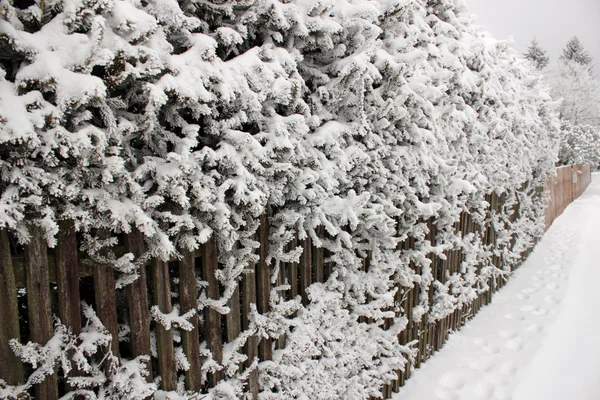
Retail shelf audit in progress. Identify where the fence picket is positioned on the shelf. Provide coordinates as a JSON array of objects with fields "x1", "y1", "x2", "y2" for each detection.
[
  {"x1": 25, "y1": 226, "x2": 58, "y2": 400},
  {"x1": 0, "y1": 229, "x2": 24, "y2": 386},
  {"x1": 179, "y1": 250, "x2": 202, "y2": 391},
  {"x1": 299, "y1": 235, "x2": 312, "y2": 306},
  {"x1": 124, "y1": 229, "x2": 153, "y2": 381},
  {"x1": 256, "y1": 214, "x2": 272, "y2": 361},
  {"x1": 241, "y1": 254, "x2": 259, "y2": 398},
  {"x1": 151, "y1": 258, "x2": 177, "y2": 390}
]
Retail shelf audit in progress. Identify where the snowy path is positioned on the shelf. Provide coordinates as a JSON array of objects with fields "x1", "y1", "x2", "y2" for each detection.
[{"x1": 394, "y1": 174, "x2": 599, "y2": 400}]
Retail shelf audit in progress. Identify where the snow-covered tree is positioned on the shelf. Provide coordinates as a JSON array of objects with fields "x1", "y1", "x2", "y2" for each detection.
[
  {"x1": 560, "y1": 36, "x2": 593, "y2": 69},
  {"x1": 558, "y1": 122, "x2": 600, "y2": 167},
  {"x1": 0, "y1": 0, "x2": 561, "y2": 398},
  {"x1": 524, "y1": 38, "x2": 549, "y2": 70},
  {"x1": 546, "y1": 60, "x2": 600, "y2": 128}
]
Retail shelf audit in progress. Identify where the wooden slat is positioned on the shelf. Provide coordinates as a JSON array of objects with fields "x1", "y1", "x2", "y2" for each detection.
[
  {"x1": 256, "y1": 214, "x2": 272, "y2": 361},
  {"x1": 93, "y1": 230, "x2": 120, "y2": 359},
  {"x1": 56, "y1": 220, "x2": 81, "y2": 333},
  {"x1": 226, "y1": 285, "x2": 242, "y2": 343},
  {"x1": 124, "y1": 229, "x2": 152, "y2": 381},
  {"x1": 299, "y1": 234, "x2": 312, "y2": 306},
  {"x1": 179, "y1": 250, "x2": 202, "y2": 391},
  {"x1": 241, "y1": 253, "x2": 259, "y2": 398},
  {"x1": 202, "y1": 236, "x2": 224, "y2": 385},
  {"x1": 314, "y1": 226, "x2": 324, "y2": 283},
  {"x1": 276, "y1": 257, "x2": 286, "y2": 350},
  {"x1": 152, "y1": 258, "x2": 177, "y2": 390},
  {"x1": 288, "y1": 235, "x2": 298, "y2": 300},
  {"x1": 56, "y1": 220, "x2": 82, "y2": 391},
  {"x1": 0, "y1": 229, "x2": 24, "y2": 385},
  {"x1": 25, "y1": 226, "x2": 58, "y2": 400}
]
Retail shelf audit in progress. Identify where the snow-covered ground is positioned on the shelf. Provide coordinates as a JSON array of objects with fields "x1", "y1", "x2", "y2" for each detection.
[{"x1": 395, "y1": 173, "x2": 600, "y2": 400}]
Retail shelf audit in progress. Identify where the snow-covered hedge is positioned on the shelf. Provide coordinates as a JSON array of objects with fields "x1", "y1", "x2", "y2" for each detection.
[{"x1": 0, "y1": 0, "x2": 558, "y2": 398}]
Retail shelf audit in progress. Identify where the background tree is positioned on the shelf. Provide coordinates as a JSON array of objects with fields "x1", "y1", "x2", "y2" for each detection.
[
  {"x1": 524, "y1": 38, "x2": 550, "y2": 70},
  {"x1": 560, "y1": 36, "x2": 593, "y2": 68},
  {"x1": 546, "y1": 60, "x2": 600, "y2": 128}
]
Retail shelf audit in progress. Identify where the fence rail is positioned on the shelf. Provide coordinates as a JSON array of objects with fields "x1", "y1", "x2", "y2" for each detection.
[{"x1": 0, "y1": 165, "x2": 591, "y2": 399}]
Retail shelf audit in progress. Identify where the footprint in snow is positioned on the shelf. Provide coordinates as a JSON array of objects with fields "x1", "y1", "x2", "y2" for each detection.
[
  {"x1": 544, "y1": 295, "x2": 560, "y2": 304},
  {"x1": 435, "y1": 388, "x2": 459, "y2": 400},
  {"x1": 532, "y1": 307, "x2": 548, "y2": 316},
  {"x1": 516, "y1": 293, "x2": 529, "y2": 300},
  {"x1": 468, "y1": 358, "x2": 494, "y2": 373},
  {"x1": 546, "y1": 282, "x2": 559, "y2": 290},
  {"x1": 522, "y1": 287, "x2": 538, "y2": 294},
  {"x1": 504, "y1": 337, "x2": 523, "y2": 350},
  {"x1": 498, "y1": 330, "x2": 518, "y2": 339},
  {"x1": 473, "y1": 381, "x2": 495, "y2": 399},
  {"x1": 525, "y1": 323, "x2": 543, "y2": 333},
  {"x1": 504, "y1": 313, "x2": 524, "y2": 321},
  {"x1": 519, "y1": 305, "x2": 547, "y2": 316},
  {"x1": 439, "y1": 371, "x2": 466, "y2": 390},
  {"x1": 498, "y1": 361, "x2": 517, "y2": 376}
]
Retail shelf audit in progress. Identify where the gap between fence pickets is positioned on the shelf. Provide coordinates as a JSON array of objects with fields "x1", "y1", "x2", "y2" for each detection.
[{"x1": 0, "y1": 164, "x2": 591, "y2": 399}]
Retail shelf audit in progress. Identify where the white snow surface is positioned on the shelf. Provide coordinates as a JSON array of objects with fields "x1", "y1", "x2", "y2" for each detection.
[{"x1": 395, "y1": 174, "x2": 600, "y2": 400}]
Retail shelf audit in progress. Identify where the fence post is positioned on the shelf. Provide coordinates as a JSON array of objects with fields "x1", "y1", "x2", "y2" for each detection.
[
  {"x1": 124, "y1": 229, "x2": 152, "y2": 381},
  {"x1": 25, "y1": 225, "x2": 59, "y2": 400},
  {"x1": 313, "y1": 226, "x2": 324, "y2": 283},
  {"x1": 0, "y1": 229, "x2": 24, "y2": 386},
  {"x1": 179, "y1": 250, "x2": 202, "y2": 391},
  {"x1": 202, "y1": 236, "x2": 224, "y2": 386},
  {"x1": 56, "y1": 220, "x2": 82, "y2": 391},
  {"x1": 288, "y1": 235, "x2": 298, "y2": 300},
  {"x1": 299, "y1": 234, "x2": 312, "y2": 306},
  {"x1": 225, "y1": 283, "x2": 242, "y2": 344},
  {"x1": 241, "y1": 254, "x2": 259, "y2": 398},
  {"x1": 256, "y1": 214, "x2": 272, "y2": 361},
  {"x1": 152, "y1": 258, "x2": 177, "y2": 390},
  {"x1": 56, "y1": 220, "x2": 81, "y2": 334},
  {"x1": 93, "y1": 230, "x2": 120, "y2": 359}
]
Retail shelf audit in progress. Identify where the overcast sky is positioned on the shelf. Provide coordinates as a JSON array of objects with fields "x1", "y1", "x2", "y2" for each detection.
[{"x1": 468, "y1": 0, "x2": 600, "y2": 67}]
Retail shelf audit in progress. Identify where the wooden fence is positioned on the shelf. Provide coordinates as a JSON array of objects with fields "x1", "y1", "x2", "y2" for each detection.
[
  {"x1": 0, "y1": 165, "x2": 591, "y2": 400},
  {"x1": 545, "y1": 164, "x2": 591, "y2": 229}
]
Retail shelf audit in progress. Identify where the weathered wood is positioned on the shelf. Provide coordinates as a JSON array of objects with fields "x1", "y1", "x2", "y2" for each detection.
[
  {"x1": 55, "y1": 220, "x2": 82, "y2": 391},
  {"x1": 313, "y1": 226, "x2": 324, "y2": 283},
  {"x1": 25, "y1": 226, "x2": 58, "y2": 400},
  {"x1": 241, "y1": 247, "x2": 259, "y2": 399},
  {"x1": 0, "y1": 229, "x2": 24, "y2": 386},
  {"x1": 151, "y1": 258, "x2": 177, "y2": 391},
  {"x1": 202, "y1": 236, "x2": 224, "y2": 386},
  {"x1": 288, "y1": 235, "x2": 298, "y2": 300},
  {"x1": 56, "y1": 220, "x2": 82, "y2": 334},
  {"x1": 299, "y1": 234, "x2": 312, "y2": 306},
  {"x1": 93, "y1": 230, "x2": 120, "y2": 358},
  {"x1": 179, "y1": 250, "x2": 202, "y2": 391},
  {"x1": 275, "y1": 257, "x2": 286, "y2": 350},
  {"x1": 256, "y1": 214, "x2": 272, "y2": 361},
  {"x1": 124, "y1": 229, "x2": 152, "y2": 381},
  {"x1": 226, "y1": 284, "x2": 242, "y2": 343}
]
